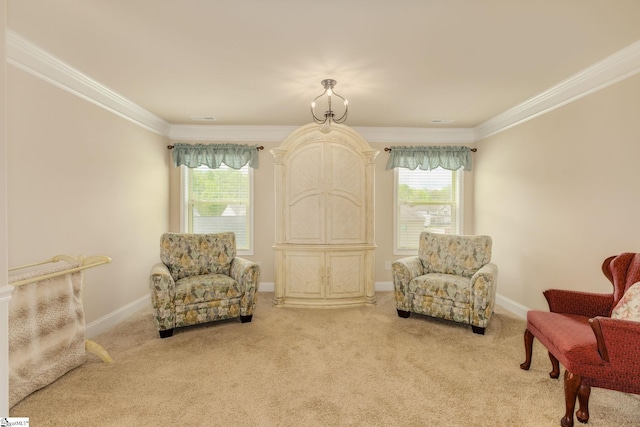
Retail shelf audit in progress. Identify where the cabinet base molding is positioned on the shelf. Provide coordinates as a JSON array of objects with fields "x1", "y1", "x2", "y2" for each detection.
[{"x1": 272, "y1": 295, "x2": 377, "y2": 309}]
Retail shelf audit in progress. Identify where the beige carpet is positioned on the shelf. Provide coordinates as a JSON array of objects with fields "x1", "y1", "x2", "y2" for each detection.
[{"x1": 10, "y1": 292, "x2": 640, "y2": 426}]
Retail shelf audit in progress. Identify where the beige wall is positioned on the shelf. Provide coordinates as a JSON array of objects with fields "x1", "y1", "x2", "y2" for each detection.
[
  {"x1": 168, "y1": 138, "x2": 476, "y2": 286},
  {"x1": 1, "y1": 1, "x2": 7, "y2": 282},
  {"x1": 7, "y1": 67, "x2": 170, "y2": 323},
  {"x1": 474, "y1": 73, "x2": 640, "y2": 311},
  {"x1": 1, "y1": 0, "x2": 10, "y2": 415}
]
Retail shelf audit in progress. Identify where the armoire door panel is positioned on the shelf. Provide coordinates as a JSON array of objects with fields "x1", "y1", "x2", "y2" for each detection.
[
  {"x1": 328, "y1": 144, "x2": 363, "y2": 198},
  {"x1": 287, "y1": 194, "x2": 324, "y2": 243},
  {"x1": 287, "y1": 143, "x2": 324, "y2": 201},
  {"x1": 285, "y1": 252, "x2": 324, "y2": 298},
  {"x1": 286, "y1": 142, "x2": 325, "y2": 243},
  {"x1": 327, "y1": 252, "x2": 365, "y2": 298},
  {"x1": 327, "y1": 195, "x2": 364, "y2": 243}
]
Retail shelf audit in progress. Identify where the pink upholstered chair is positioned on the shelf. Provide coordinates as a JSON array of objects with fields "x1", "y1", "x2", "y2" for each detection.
[{"x1": 520, "y1": 253, "x2": 640, "y2": 427}]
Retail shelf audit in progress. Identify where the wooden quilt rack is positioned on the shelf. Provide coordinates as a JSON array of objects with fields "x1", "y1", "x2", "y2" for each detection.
[{"x1": 9, "y1": 254, "x2": 114, "y2": 363}]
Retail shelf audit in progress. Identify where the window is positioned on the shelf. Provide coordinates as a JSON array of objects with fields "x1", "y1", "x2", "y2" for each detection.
[
  {"x1": 181, "y1": 164, "x2": 253, "y2": 254},
  {"x1": 394, "y1": 167, "x2": 463, "y2": 254}
]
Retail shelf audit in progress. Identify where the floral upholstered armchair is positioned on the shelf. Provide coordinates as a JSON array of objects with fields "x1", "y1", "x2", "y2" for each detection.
[
  {"x1": 392, "y1": 232, "x2": 498, "y2": 334},
  {"x1": 148, "y1": 232, "x2": 260, "y2": 338}
]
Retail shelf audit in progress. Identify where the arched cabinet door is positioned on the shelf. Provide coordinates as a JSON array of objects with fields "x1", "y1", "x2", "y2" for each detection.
[
  {"x1": 271, "y1": 123, "x2": 378, "y2": 308},
  {"x1": 325, "y1": 142, "x2": 365, "y2": 244},
  {"x1": 285, "y1": 141, "x2": 325, "y2": 244}
]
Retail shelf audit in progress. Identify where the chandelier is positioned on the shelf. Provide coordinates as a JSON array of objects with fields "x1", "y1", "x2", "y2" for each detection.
[{"x1": 310, "y1": 79, "x2": 348, "y2": 133}]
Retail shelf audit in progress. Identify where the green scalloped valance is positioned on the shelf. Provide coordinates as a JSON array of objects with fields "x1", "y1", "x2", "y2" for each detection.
[
  {"x1": 385, "y1": 146, "x2": 472, "y2": 171},
  {"x1": 172, "y1": 143, "x2": 260, "y2": 169}
]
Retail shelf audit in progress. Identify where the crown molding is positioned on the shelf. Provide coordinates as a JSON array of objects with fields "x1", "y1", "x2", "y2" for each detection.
[
  {"x1": 353, "y1": 126, "x2": 476, "y2": 144},
  {"x1": 5, "y1": 30, "x2": 171, "y2": 136},
  {"x1": 475, "y1": 39, "x2": 640, "y2": 140},
  {"x1": 6, "y1": 29, "x2": 640, "y2": 143},
  {"x1": 169, "y1": 125, "x2": 298, "y2": 142},
  {"x1": 169, "y1": 124, "x2": 476, "y2": 144}
]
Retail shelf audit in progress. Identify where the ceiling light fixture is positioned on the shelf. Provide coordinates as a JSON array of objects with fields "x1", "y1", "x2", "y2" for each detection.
[{"x1": 310, "y1": 79, "x2": 348, "y2": 133}]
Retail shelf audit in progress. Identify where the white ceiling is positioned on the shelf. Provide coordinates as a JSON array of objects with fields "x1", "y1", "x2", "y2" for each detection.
[{"x1": 7, "y1": 0, "x2": 640, "y2": 130}]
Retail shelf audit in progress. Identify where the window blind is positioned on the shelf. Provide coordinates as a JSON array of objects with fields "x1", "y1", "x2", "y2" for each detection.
[
  {"x1": 395, "y1": 167, "x2": 462, "y2": 252},
  {"x1": 183, "y1": 164, "x2": 253, "y2": 252}
]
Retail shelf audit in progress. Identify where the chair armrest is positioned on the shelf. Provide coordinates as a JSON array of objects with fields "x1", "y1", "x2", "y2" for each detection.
[
  {"x1": 470, "y1": 262, "x2": 498, "y2": 299},
  {"x1": 392, "y1": 256, "x2": 423, "y2": 295},
  {"x1": 544, "y1": 289, "x2": 613, "y2": 317},
  {"x1": 230, "y1": 257, "x2": 260, "y2": 294},
  {"x1": 230, "y1": 257, "x2": 260, "y2": 317},
  {"x1": 589, "y1": 317, "x2": 640, "y2": 373},
  {"x1": 148, "y1": 262, "x2": 176, "y2": 307},
  {"x1": 469, "y1": 263, "x2": 498, "y2": 326}
]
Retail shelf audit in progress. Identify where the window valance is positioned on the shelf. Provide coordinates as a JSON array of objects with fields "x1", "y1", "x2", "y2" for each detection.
[
  {"x1": 385, "y1": 146, "x2": 473, "y2": 171},
  {"x1": 172, "y1": 143, "x2": 260, "y2": 169}
]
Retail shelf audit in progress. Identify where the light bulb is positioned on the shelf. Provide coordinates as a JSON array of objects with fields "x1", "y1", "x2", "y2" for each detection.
[{"x1": 320, "y1": 122, "x2": 332, "y2": 134}]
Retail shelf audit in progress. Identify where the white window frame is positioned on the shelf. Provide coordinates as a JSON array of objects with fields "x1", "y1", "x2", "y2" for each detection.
[
  {"x1": 393, "y1": 167, "x2": 464, "y2": 255},
  {"x1": 179, "y1": 164, "x2": 254, "y2": 255}
]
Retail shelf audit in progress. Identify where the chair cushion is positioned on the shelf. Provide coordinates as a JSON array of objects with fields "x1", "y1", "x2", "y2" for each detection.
[
  {"x1": 409, "y1": 273, "x2": 470, "y2": 305},
  {"x1": 175, "y1": 274, "x2": 241, "y2": 306},
  {"x1": 418, "y1": 232, "x2": 492, "y2": 277},
  {"x1": 160, "y1": 232, "x2": 236, "y2": 280},
  {"x1": 608, "y1": 253, "x2": 640, "y2": 308},
  {"x1": 527, "y1": 311, "x2": 605, "y2": 372},
  {"x1": 611, "y1": 281, "x2": 640, "y2": 322}
]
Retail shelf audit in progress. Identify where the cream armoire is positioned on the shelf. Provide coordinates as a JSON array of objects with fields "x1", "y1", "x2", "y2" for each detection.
[{"x1": 271, "y1": 123, "x2": 379, "y2": 308}]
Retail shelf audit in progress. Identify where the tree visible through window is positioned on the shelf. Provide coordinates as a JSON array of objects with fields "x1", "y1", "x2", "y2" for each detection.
[
  {"x1": 395, "y1": 167, "x2": 462, "y2": 253},
  {"x1": 182, "y1": 164, "x2": 253, "y2": 253}
]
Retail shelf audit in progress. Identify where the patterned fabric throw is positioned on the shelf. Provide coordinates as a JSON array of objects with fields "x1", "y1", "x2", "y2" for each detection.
[{"x1": 8, "y1": 261, "x2": 86, "y2": 408}]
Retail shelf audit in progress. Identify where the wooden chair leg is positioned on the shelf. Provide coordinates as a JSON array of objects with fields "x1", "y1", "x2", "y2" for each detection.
[
  {"x1": 576, "y1": 383, "x2": 591, "y2": 424},
  {"x1": 471, "y1": 325, "x2": 486, "y2": 335},
  {"x1": 549, "y1": 352, "x2": 560, "y2": 379},
  {"x1": 520, "y1": 328, "x2": 534, "y2": 370},
  {"x1": 159, "y1": 328, "x2": 174, "y2": 338},
  {"x1": 561, "y1": 370, "x2": 581, "y2": 427}
]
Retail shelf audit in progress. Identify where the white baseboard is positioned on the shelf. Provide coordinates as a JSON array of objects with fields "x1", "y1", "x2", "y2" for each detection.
[
  {"x1": 86, "y1": 284, "x2": 530, "y2": 337},
  {"x1": 258, "y1": 282, "x2": 274, "y2": 292},
  {"x1": 258, "y1": 281, "x2": 395, "y2": 293},
  {"x1": 86, "y1": 295, "x2": 151, "y2": 338},
  {"x1": 258, "y1": 283, "x2": 528, "y2": 318},
  {"x1": 495, "y1": 293, "x2": 529, "y2": 319},
  {"x1": 375, "y1": 281, "x2": 394, "y2": 291}
]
